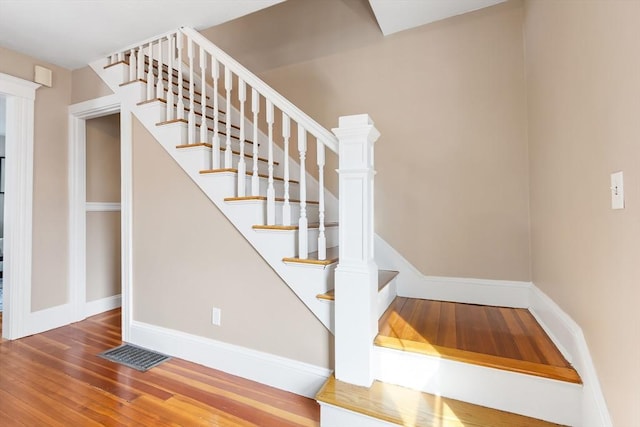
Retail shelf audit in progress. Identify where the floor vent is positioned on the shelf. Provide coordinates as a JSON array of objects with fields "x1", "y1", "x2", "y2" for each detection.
[{"x1": 99, "y1": 344, "x2": 170, "y2": 372}]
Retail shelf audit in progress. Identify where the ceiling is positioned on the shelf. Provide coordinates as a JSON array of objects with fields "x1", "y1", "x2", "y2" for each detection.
[
  {"x1": 0, "y1": 0, "x2": 507, "y2": 71},
  {"x1": 368, "y1": 0, "x2": 508, "y2": 36},
  {"x1": 0, "y1": 0, "x2": 285, "y2": 70}
]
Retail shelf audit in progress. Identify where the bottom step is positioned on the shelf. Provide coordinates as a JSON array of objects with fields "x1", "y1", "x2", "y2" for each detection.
[{"x1": 316, "y1": 375, "x2": 562, "y2": 427}]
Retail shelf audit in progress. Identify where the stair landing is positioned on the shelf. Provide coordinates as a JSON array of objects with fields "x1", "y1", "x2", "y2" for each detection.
[
  {"x1": 317, "y1": 375, "x2": 563, "y2": 427},
  {"x1": 375, "y1": 297, "x2": 581, "y2": 384}
]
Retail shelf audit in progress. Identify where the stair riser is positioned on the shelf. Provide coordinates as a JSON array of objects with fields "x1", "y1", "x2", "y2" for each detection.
[
  {"x1": 176, "y1": 146, "x2": 271, "y2": 177},
  {"x1": 254, "y1": 227, "x2": 339, "y2": 256},
  {"x1": 319, "y1": 404, "x2": 396, "y2": 427},
  {"x1": 373, "y1": 347, "x2": 581, "y2": 426},
  {"x1": 226, "y1": 201, "x2": 321, "y2": 226}
]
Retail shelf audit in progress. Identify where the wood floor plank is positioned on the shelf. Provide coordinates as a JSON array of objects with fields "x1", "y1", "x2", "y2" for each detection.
[{"x1": 0, "y1": 309, "x2": 319, "y2": 426}]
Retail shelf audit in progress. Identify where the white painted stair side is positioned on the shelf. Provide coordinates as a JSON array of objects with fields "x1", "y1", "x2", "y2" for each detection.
[{"x1": 93, "y1": 59, "x2": 339, "y2": 331}]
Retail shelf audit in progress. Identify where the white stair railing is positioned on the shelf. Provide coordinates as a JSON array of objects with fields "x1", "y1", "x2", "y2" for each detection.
[
  {"x1": 108, "y1": 26, "x2": 347, "y2": 262},
  {"x1": 105, "y1": 26, "x2": 381, "y2": 391}
]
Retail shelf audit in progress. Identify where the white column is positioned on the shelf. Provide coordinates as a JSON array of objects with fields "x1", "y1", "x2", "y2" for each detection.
[{"x1": 332, "y1": 114, "x2": 380, "y2": 386}]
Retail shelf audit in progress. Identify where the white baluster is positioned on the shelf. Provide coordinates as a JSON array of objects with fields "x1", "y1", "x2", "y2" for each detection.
[
  {"x1": 211, "y1": 57, "x2": 220, "y2": 169},
  {"x1": 266, "y1": 100, "x2": 275, "y2": 225},
  {"x1": 166, "y1": 34, "x2": 175, "y2": 121},
  {"x1": 199, "y1": 47, "x2": 208, "y2": 143},
  {"x1": 107, "y1": 54, "x2": 113, "y2": 66},
  {"x1": 282, "y1": 113, "x2": 291, "y2": 226},
  {"x1": 224, "y1": 67, "x2": 232, "y2": 168},
  {"x1": 298, "y1": 127, "x2": 308, "y2": 259},
  {"x1": 176, "y1": 32, "x2": 185, "y2": 120},
  {"x1": 136, "y1": 45, "x2": 144, "y2": 81},
  {"x1": 156, "y1": 37, "x2": 165, "y2": 99},
  {"x1": 237, "y1": 79, "x2": 247, "y2": 197},
  {"x1": 251, "y1": 89, "x2": 260, "y2": 196},
  {"x1": 317, "y1": 139, "x2": 326, "y2": 260},
  {"x1": 187, "y1": 38, "x2": 196, "y2": 145},
  {"x1": 128, "y1": 48, "x2": 136, "y2": 82},
  {"x1": 146, "y1": 41, "x2": 154, "y2": 100}
]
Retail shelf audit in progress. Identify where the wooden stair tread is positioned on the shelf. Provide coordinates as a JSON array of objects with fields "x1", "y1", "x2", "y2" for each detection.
[
  {"x1": 316, "y1": 375, "x2": 564, "y2": 427},
  {"x1": 203, "y1": 170, "x2": 299, "y2": 184},
  {"x1": 224, "y1": 195, "x2": 318, "y2": 204},
  {"x1": 157, "y1": 120, "x2": 255, "y2": 145},
  {"x1": 376, "y1": 297, "x2": 582, "y2": 385},
  {"x1": 252, "y1": 222, "x2": 338, "y2": 231},
  {"x1": 140, "y1": 98, "x2": 233, "y2": 124},
  {"x1": 374, "y1": 335, "x2": 581, "y2": 384},
  {"x1": 282, "y1": 246, "x2": 339, "y2": 266},
  {"x1": 317, "y1": 270, "x2": 399, "y2": 301}
]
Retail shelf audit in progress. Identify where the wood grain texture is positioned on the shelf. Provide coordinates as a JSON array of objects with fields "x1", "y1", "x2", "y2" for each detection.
[
  {"x1": 376, "y1": 297, "x2": 581, "y2": 384},
  {"x1": 317, "y1": 270, "x2": 398, "y2": 301},
  {"x1": 0, "y1": 309, "x2": 319, "y2": 426},
  {"x1": 316, "y1": 375, "x2": 564, "y2": 427},
  {"x1": 283, "y1": 246, "x2": 339, "y2": 266}
]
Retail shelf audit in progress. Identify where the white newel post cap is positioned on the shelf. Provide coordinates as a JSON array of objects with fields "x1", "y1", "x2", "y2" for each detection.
[{"x1": 332, "y1": 114, "x2": 381, "y2": 144}]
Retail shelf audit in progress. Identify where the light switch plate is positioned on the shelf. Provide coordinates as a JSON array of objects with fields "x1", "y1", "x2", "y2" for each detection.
[
  {"x1": 611, "y1": 171, "x2": 624, "y2": 210},
  {"x1": 212, "y1": 307, "x2": 222, "y2": 326}
]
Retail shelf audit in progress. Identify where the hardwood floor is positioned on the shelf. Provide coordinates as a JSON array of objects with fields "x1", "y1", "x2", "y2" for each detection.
[
  {"x1": 0, "y1": 309, "x2": 320, "y2": 426},
  {"x1": 376, "y1": 297, "x2": 581, "y2": 384}
]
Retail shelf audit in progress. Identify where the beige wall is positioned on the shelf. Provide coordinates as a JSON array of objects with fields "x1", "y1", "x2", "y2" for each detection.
[
  {"x1": 0, "y1": 46, "x2": 71, "y2": 311},
  {"x1": 71, "y1": 66, "x2": 113, "y2": 104},
  {"x1": 86, "y1": 114, "x2": 121, "y2": 202},
  {"x1": 204, "y1": 0, "x2": 531, "y2": 281},
  {"x1": 131, "y1": 117, "x2": 332, "y2": 367},
  {"x1": 86, "y1": 211, "x2": 121, "y2": 301},
  {"x1": 525, "y1": 1, "x2": 640, "y2": 424},
  {"x1": 85, "y1": 113, "x2": 121, "y2": 302}
]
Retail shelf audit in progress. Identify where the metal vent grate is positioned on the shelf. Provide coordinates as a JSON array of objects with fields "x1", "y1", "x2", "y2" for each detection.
[{"x1": 98, "y1": 344, "x2": 170, "y2": 372}]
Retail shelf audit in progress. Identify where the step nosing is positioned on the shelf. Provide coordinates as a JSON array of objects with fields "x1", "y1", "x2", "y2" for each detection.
[{"x1": 374, "y1": 336, "x2": 582, "y2": 384}]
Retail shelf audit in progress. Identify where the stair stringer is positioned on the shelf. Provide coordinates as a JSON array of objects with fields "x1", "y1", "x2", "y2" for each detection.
[{"x1": 93, "y1": 58, "x2": 341, "y2": 331}]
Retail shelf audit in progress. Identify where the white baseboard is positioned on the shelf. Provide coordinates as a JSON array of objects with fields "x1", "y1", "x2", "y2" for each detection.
[
  {"x1": 129, "y1": 321, "x2": 331, "y2": 398},
  {"x1": 85, "y1": 294, "x2": 122, "y2": 318},
  {"x1": 24, "y1": 303, "x2": 76, "y2": 337},
  {"x1": 529, "y1": 285, "x2": 612, "y2": 427},
  {"x1": 374, "y1": 235, "x2": 531, "y2": 308}
]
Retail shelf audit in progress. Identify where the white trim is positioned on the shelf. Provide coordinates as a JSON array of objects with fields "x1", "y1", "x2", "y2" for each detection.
[
  {"x1": 68, "y1": 94, "x2": 126, "y2": 330},
  {"x1": 23, "y1": 303, "x2": 76, "y2": 337},
  {"x1": 129, "y1": 321, "x2": 332, "y2": 398},
  {"x1": 86, "y1": 202, "x2": 121, "y2": 212},
  {"x1": 319, "y1": 404, "x2": 397, "y2": 427},
  {"x1": 85, "y1": 294, "x2": 122, "y2": 318},
  {"x1": 529, "y1": 284, "x2": 612, "y2": 427},
  {"x1": 374, "y1": 346, "x2": 581, "y2": 426},
  {"x1": 119, "y1": 106, "x2": 133, "y2": 341},
  {"x1": 0, "y1": 72, "x2": 40, "y2": 340},
  {"x1": 375, "y1": 235, "x2": 532, "y2": 308}
]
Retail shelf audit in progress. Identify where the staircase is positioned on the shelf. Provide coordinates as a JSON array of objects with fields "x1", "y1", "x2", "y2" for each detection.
[{"x1": 92, "y1": 28, "x2": 583, "y2": 426}]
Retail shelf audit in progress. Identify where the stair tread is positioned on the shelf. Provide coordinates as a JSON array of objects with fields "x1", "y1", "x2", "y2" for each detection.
[
  {"x1": 376, "y1": 297, "x2": 582, "y2": 385},
  {"x1": 177, "y1": 143, "x2": 274, "y2": 164},
  {"x1": 224, "y1": 195, "x2": 318, "y2": 204},
  {"x1": 317, "y1": 270, "x2": 398, "y2": 301},
  {"x1": 157, "y1": 119, "x2": 255, "y2": 145},
  {"x1": 139, "y1": 98, "x2": 232, "y2": 123},
  {"x1": 252, "y1": 222, "x2": 338, "y2": 231},
  {"x1": 316, "y1": 375, "x2": 564, "y2": 427},
  {"x1": 204, "y1": 170, "x2": 300, "y2": 184},
  {"x1": 282, "y1": 246, "x2": 338, "y2": 266}
]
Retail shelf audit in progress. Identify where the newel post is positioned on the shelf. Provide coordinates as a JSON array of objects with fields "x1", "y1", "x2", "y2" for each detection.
[{"x1": 332, "y1": 114, "x2": 380, "y2": 386}]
